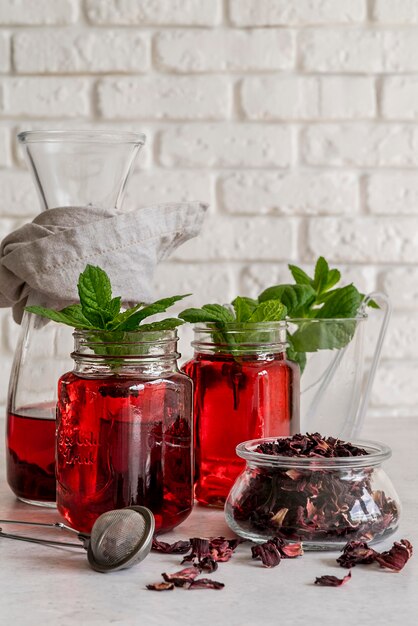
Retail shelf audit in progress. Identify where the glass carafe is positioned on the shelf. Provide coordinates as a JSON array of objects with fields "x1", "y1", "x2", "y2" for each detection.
[{"x1": 6, "y1": 130, "x2": 145, "y2": 506}]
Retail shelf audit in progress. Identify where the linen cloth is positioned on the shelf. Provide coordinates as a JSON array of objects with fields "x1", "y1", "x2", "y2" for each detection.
[{"x1": 0, "y1": 201, "x2": 207, "y2": 323}]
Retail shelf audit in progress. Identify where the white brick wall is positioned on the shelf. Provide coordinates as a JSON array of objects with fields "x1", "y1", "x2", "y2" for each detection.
[{"x1": 1, "y1": 0, "x2": 418, "y2": 419}]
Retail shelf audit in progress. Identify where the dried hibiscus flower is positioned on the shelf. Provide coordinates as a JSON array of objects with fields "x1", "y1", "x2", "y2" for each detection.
[
  {"x1": 251, "y1": 537, "x2": 303, "y2": 568},
  {"x1": 148, "y1": 566, "x2": 224, "y2": 592},
  {"x1": 375, "y1": 539, "x2": 413, "y2": 572},
  {"x1": 152, "y1": 538, "x2": 191, "y2": 554},
  {"x1": 337, "y1": 538, "x2": 413, "y2": 572},
  {"x1": 162, "y1": 566, "x2": 201, "y2": 587},
  {"x1": 187, "y1": 578, "x2": 225, "y2": 590},
  {"x1": 315, "y1": 571, "x2": 351, "y2": 587},
  {"x1": 229, "y1": 433, "x2": 400, "y2": 546},
  {"x1": 182, "y1": 536, "x2": 242, "y2": 567},
  {"x1": 337, "y1": 541, "x2": 378, "y2": 568}
]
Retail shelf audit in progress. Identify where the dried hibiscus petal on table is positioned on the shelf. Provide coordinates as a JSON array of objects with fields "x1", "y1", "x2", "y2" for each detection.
[
  {"x1": 375, "y1": 539, "x2": 413, "y2": 572},
  {"x1": 251, "y1": 537, "x2": 303, "y2": 568},
  {"x1": 337, "y1": 541, "x2": 378, "y2": 568},
  {"x1": 187, "y1": 578, "x2": 225, "y2": 590},
  {"x1": 314, "y1": 571, "x2": 352, "y2": 587},
  {"x1": 152, "y1": 538, "x2": 191, "y2": 554},
  {"x1": 337, "y1": 538, "x2": 413, "y2": 572},
  {"x1": 162, "y1": 566, "x2": 201, "y2": 587},
  {"x1": 182, "y1": 536, "x2": 242, "y2": 567}
]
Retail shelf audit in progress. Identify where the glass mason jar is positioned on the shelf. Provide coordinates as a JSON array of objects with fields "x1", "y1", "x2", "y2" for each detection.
[
  {"x1": 182, "y1": 323, "x2": 300, "y2": 508},
  {"x1": 56, "y1": 329, "x2": 193, "y2": 534},
  {"x1": 6, "y1": 130, "x2": 145, "y2": 506},
  {"x1": 225, "y1": 437, "x2": 401, "y2": 550}
]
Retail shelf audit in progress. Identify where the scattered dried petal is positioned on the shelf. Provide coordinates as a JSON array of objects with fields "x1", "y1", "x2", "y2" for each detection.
[
  {"x1": 182, "y1": 536, "x2": 241, "y2": 566},
  {"x1": 251, "y1": 541, "x2": 281, "y2": 568},
  {"x1": 187, "y1": 578, "x2": 225, "y2": 590},
  {"x1": 337, "y1": 541, "x2": 378, "y2": 568},
  {"x1": 182, "y1": 537, "x2": 211, "y2": 563},
  {"x1": 199, "y1": 557, "x2": 218, "y2": 573},
  {"x1": 278, "y1": 541, "x2": 304, "y2": 559},
  {"x1": 146, "y1": 582, "x2": 175, "y2": 591},
  {"x1": 162, "y1": 566, "x2": 201, "y2": 587},
  {"x1": 152, "y1": 538, "x2": 191, "y2": 554},
  {"x1": 375, "y1": 539, "x2": 413, "y2": 572},
  {"x1": 315, "y1": 571, "x2": 352, "y2": 587},
  {"x1": 337, "y1": 538, "x2": 413, "y2": 573}
]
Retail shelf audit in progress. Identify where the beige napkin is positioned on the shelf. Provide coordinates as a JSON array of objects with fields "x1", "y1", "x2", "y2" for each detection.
[{"x1": 0, "y1": 201, "x2": 207, "y2": 322}]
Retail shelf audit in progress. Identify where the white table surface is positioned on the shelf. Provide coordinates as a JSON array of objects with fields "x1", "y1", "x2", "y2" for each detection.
[{"x1": 0, "y1": 417, "x2": 417, "y2": 626}]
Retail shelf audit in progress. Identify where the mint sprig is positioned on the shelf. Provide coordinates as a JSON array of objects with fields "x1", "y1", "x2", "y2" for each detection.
[
  {"x1": 25, "y1": 264, "x2": 187, "y2": 333},
  {"x1": 179, "y1": 256, "x2": 373, "y2": 370}
]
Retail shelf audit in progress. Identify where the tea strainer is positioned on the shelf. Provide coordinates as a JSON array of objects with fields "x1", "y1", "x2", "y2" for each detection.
[{"x1": 0, "y1": 505, "x2": 155, "y2": 573}]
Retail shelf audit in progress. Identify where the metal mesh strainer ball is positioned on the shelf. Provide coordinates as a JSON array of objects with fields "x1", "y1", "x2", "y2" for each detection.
[
  {"x1": 0, "y1": 505, "x2": 155, "y2": 574},
  {"x1": 87, "y1": 506, "x2": 154, "y2": 573}
]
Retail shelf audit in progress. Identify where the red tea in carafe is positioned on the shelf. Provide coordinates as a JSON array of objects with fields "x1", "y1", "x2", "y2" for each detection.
[{"x1": 6, "y1": 406, "x2": 56, "y2": 503}]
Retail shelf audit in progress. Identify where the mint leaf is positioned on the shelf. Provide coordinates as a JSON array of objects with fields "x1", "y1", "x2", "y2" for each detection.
[
  {"x1": 59, "y1": 304, "x2": 94, "y2": 327},
  {"x1": 77, "y1": 264, "x2": 116, "y2": 327},
  {"x1": 25, "y1": 305, "x2": 91, "y2": 329},
  {"x1": 258, "y1": 284, "x2": 316, "y2": 317},
  {"x1": 138, "y1": 318, "x2": 184, "y2": 331},
  {"x1": 108, "y1": 296, "x2": 122, "y2": 319},
  {"x1": 179, "y1": 304, "x2": 235, "y2": 324},
  {"x1": 112, "y1": 295, "x2": 189, "y2": 331},
  {"x1": 106, "y1": 303, "x2": 143, "y2": 330},
  {"x1": 232, "y1": 296, "x2": 258, "y2": 322},
  {"x1": 291, "y1": 319, "x2": 357, "y2": 352},
  {"x1": 288, "y1": 264, "x2": 313, "y2": 286},
  {"x1": 314, "y1": 285, "x2": 362, "y2": 319},
  {"x1": 248, "y1": 300, "x2": 287, "y2": 322},
  {"x1": 313, "y1": 256, "x2": 329, "y2": 294},
  {"x1": 325, "y1": 268, "x2": 341, "y2": 291}
]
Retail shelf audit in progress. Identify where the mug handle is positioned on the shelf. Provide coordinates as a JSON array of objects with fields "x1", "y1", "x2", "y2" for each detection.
[{"x1": 353, "y1": 292, "x2": 392, "y2": 437}]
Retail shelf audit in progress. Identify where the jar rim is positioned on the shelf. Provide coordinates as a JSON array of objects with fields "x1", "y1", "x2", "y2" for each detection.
[
  {"x1": 18, "y1": 130, "x2": 146, "y2": 145},
  {"x1": 73, "y1": 328, "x2": 178, "y2": 345},
  {"x1": 192, "y1": 321, "x2": 288, "y2": 355},
  {"x1": 72, "y1": 329, "x2": 180, "y2": 362},
  {"x1": 287, "y1": 314, "x2": 368, "y2": 323},
  {"x1": 193, "y1": 321, "x2": 287, "y2": 330},
  {"x1": 236, "y1": 436, "x2": 392, "y2": 469}
]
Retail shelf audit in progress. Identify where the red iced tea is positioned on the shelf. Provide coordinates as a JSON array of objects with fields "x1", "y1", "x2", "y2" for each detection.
[
  {"x1": 183, "y1": 350, "x2": 299, "y2": 507},
  {"x1": 56, "y1": 372, "x2": 193, "y2": 534}
]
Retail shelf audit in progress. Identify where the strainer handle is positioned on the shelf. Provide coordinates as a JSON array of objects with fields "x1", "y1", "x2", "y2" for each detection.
[
  {"x1": 0, "y1": 529, "x2": 83, "y2": 549},
  {"x1": 0, "y1": 519, "x2": 89, "y2": 545}
]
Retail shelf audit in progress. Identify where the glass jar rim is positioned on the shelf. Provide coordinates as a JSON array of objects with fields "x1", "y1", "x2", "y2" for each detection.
[
  {"x1": 287, "y1": 314, "x2": 368, "y2": 323},
  {"x1": 18, "y1": 130, "x2": 146, "y2": 145},
  {"x1": 192, "y1": 321, "x2": 288, "y2": 355},
  {"x1": 73, "y1": 328, "x2": 178, "y2": 345},
  {"x1": 193, "y1": 321, "x2": 287, "y2": 331},
  {"x1": 236, "y1": 436, "x2": 391, "y2": 469}
]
